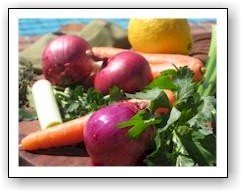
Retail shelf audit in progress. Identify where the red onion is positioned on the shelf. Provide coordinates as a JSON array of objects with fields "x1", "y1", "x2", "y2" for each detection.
[
  {"x1": 94, "y1": 51, "x2": 153, "y2": 93},
  {"x1": 84, "y1": 101, "x2": 154, "y2": 166},
  {"x1": 42, "y1": 35, "x2": 93, "y2": 86}
]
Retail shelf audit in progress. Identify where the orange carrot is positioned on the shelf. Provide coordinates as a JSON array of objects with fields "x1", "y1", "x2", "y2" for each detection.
[
  {"x1": 92, "y1": 47, "x2": 205, "y2": 81},
  {"x1": 92, "y1": 47, "x2": 125, "y2": 58},
  {"x1": 140, "y1": 53, "x2": 203, "y2": 66},
  {"x1": 150, "y1": 62, "x2": 204, "y2": 81},
  {"x1": 153, "y1": 89, "x2": 176, "y2": 116},
  {"x1": 164, "y1": 89, "x2": 176, "y2": 105},
  {"x1": 92, "y1": 47, "x2": 203, "y2": 65},
  {"x1": 20, "y1": 114, "x2": 91, "y2": 151}
]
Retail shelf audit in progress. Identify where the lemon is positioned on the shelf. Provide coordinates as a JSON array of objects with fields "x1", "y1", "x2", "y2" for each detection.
[{"x1": 128, "y1": 19, "x2": 192, "y2": 54}]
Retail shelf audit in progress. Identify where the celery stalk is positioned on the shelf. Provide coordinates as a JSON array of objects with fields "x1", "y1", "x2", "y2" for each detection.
[
  {"x1": 203, "y1": 67, "x2": 216, "y2": 97},
  {"x1": 197, "y1": 25, "x2": 217, "y2": 96}
]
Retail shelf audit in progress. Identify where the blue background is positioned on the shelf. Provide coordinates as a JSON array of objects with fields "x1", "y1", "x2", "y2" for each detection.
[{"x1": 19, "y1": 18, "x2": 216, "y2": 36}]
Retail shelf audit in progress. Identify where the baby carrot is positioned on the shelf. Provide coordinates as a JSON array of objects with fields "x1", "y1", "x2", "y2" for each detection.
[{"x1": 20, "y1": 113, "x2": 92, "y2": 151}]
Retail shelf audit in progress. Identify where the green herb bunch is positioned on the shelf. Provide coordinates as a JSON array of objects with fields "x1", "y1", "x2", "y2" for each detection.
[{"x1": 54, "y1": 86, "x2": 123, "y2": 121}]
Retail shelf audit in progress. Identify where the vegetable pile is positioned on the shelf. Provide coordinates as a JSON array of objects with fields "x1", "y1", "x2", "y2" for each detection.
[{"x1": 19, "y1": 23, "x2": 217, "y2": 167}]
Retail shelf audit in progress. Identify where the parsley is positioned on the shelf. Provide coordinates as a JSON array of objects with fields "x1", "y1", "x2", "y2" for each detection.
[
  {"x1": 144, "y1": 67, "x2": 216, "y2": 166},
  {"x1": 125, "y1": 88, "x2": 170, "y2": 113},
  {"x1": 19, "y1": 108, "x2": 37, "y2": 121},
  {"x1": 118, "y1": 66, "x2": 216, "y2": 166},
  {"x1": 118, "y1": 110, "x2": 162, "y2": 139},
  {"x1": 19, "y1": 62, "x2": 39, "y2": 121},
  {"x1": 54, "y1": 86, "x2": 123, "y2": 121},
  {"x1": 19, "y1": 62, "x2": 35, "y2": 107}
]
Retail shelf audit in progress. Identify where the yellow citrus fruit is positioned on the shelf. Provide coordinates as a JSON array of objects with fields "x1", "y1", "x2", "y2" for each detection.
[{"x1": 128, "y1": 19, "x2": 192, "y2": 54}]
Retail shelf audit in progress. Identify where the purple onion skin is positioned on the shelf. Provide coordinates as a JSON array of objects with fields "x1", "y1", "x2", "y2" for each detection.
[
  {"x1": 84, "y1": 102, "x2": 154, "y2": 166},
  {"x1": 42, "y1": 35, "x2": 93, "y2": 86},
  {"x1": 94, "y1": 51, "x2": 153, "y2": 94}
]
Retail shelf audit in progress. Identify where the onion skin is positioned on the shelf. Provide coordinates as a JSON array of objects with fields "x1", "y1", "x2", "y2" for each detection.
[
  {"x1": 84, "y1": 101, "x2": 154, "y2": 166},
  {"x1": 42, "y1": 35, "x2": 93, "y2": 86},
  {"x1": 94, "y1": 51, "x2": 153, "y2": 94}
]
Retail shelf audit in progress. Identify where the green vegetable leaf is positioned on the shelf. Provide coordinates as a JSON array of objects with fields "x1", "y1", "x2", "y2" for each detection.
[
  {"x1": 176, "y1": 155, "x2": 195, "y2": 166},
  {"x1": 125, "y1": 88, "x2": 170, "y2": 113},
  {"x1": 174, "y1": 127, "x2": 216, "y2": 166},
  {"x1": 108, "y1": 86, "x2": 123, "y2": 102},
  {"x1": 150, "y1": 90, "x2": 170, "y2": 113},
  {"x1": 26, "y1": 86, "x2": 35, "y2": 109},
  {"x1": 173, "y1": 67, "x2": 196, "y2": 108},
  {"x1": 19, "y1": 108, "x2": 37, "y2": 121},
  {"x1": 54, "y1": 85, "x2": 121, "y2": 121},
  {"x1": 66, "y1": 102, "x2": 80, "y2": 113},
  {"x1": 148, "y1": 75, "x2": 177, "y2": 91},
  {"x1": 160, "y1": 69, "x2": 178, "y2": 77},
  {"x1": 188, "y1": 96, "x2": 216, "y2": 132},
  {"x1": 166, "y1": 107, "x2": 181, "y2": 127},
  {"x1": 19, "y1": 62, "x2": 35, "y2": 107},
  {"x1": 144, "y1": 127, "x2": 173, "y2": 166},
  {"x1": 125, "y1": 88, "x2": 162, "y2": 100},
  {"x1": 143, "y1": 67, "x2": 216, "y2": 167},
  {"x1": 118, "y1": 110, "x2": 161, "y2": 139},
  {"x1": 172, "y1": 127, "x2": 195, "y2": 166},
  {"x1": 144, "y1": 107, "x2": 181, "y2": 166},
  {"x1": 146, "y1": 118, "x2": 216, "y2": 166}
]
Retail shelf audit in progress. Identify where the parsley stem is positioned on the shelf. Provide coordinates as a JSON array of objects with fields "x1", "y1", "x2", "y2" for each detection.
[{"x1": 53, "y1": 89, "x2": 69, "y2": 98}]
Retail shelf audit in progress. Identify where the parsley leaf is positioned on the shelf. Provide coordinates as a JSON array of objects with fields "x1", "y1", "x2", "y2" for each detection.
[
  {"x1": 174, "y1": 126, "x2": 216, "y2": 166},
  {"x1": 144, "y1": 107, "x2": 181, "y2": 166},
  {"x1": 143, "y1": 67, "x2": 216, "y2": 166},
  {"x1": 118, "y1": 110, "x2": 162, "y2": 139},
  {"x1": 125, "y1": 88, "x2": 162, "y2": 100},
  {"x1": 125, "y1": 88, "x2": 170, "y2": 113},
  {"x1": 19, "y1": 62, "x2": 35, "y2": 107},
  {"x1": 19, "y1": 108, "x2": 37, "y2": 121},
  {"x1": 147, "y1": 75, "x2": 177, "y2": 91},
  {"x1": 188, "y1": 96, "x2": 216, "y2": 132},
  {"x1": 54, "y1": 85, "x2": 123, "y2": 121},
  {"x1": 108, "y1": 86, "x2": 123, "y2": 102},
  {"x1": 173, "y1": 67, "x2": 197, "y2": 109},
  {"x1": 119, "y1": 87, "x2": 171, "y2": 139}
]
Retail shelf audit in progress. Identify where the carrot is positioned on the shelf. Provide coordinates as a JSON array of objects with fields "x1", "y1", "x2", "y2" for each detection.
[
  {"x1": 150, "y1": 62, "x2": 204, "y2": 81},
  {"x1": 20, "y1": 113, "x2": 92, "y2": 151},
  {"x1": 140, "y1": 53, "x2": 203, "y2": 66},
  {"x1": 164, "y1": 89, "x2": 176, "y2": 105},
  {"x1": 92, "y1": 46, "x2": 203, "y2": 65},
  {"x1": 152, "y1": 89, "x2": 175, "y2": 116},
  {"x1": 92, "y1": 47, "x2": 205, "y2": 81},
  {"x1": 92, "y1": 47, "x2": 125, "y2": 59}
]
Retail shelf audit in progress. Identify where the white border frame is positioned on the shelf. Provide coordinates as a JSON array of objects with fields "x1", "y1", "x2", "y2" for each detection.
[{"x1": 9, "y1": 8, "x2": 228, "y2": 178}]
